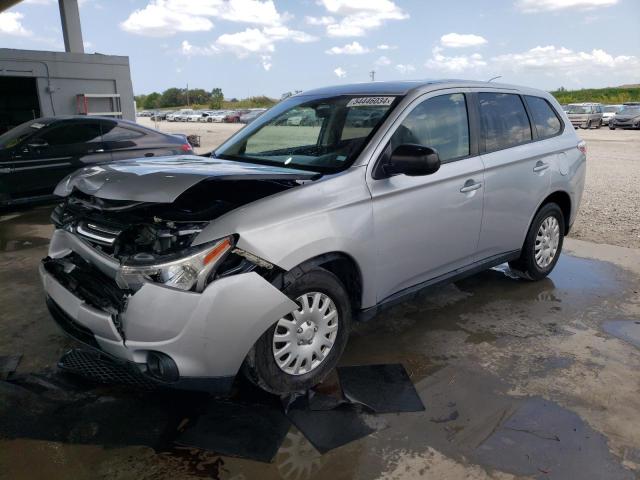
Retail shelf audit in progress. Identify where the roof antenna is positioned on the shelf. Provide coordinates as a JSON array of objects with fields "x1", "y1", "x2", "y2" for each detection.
[
  {"x1": 369, "y1": 70, "x2": 376, "y2": 81},
  {"x1": 487, "y1": 75, "x2": 502, "y2": 82}
]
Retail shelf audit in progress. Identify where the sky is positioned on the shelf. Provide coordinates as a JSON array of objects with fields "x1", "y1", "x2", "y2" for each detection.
[{"x1": 1, "y1": 0, "x2": 639, "y2": 98}]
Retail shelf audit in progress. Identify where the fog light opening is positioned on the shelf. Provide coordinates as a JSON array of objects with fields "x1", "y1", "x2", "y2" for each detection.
[{"x1": 146, "y1": 351, "x2": 179, "y2": 382}]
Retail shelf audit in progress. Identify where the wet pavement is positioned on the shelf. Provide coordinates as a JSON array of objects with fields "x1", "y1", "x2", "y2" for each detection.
[{"x1": 1, "y1": 204, "x2": 640, "y2": 480}]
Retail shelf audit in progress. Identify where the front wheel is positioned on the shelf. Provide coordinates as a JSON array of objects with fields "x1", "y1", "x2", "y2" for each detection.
[
  {"x1": 243, "y1": 268, "x2": 351, "y2": 394},
  {"x1": 509, "y1": 203, "x2": 564, "y2": 281}
]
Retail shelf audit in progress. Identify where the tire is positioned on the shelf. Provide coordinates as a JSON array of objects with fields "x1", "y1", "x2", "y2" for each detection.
[
  {"x1": 508, "y1": 203, "x2": 564, "y2": 281},
  {"x1": 609, "y1": 125, "x2": 615, "y2": 130},
  {"x1": 243, "y1": 268, "x2": 352, "y2": 394},
  {"x1": 596, "y1": 120, "x2": 602, "y2": 129}
]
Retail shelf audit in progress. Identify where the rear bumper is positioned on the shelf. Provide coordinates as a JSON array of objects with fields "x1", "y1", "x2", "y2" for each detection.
[{"x1": 40, "y1": 231, "x2": 297, "y2": 390}]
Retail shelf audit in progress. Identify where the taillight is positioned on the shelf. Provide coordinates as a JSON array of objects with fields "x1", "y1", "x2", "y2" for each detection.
[
  {"x1": 577, "y1": 140, "x2": 586, "y2": 155},
  {"x1": 181, "y1": 143, "x2": 192, "y2": 153}
]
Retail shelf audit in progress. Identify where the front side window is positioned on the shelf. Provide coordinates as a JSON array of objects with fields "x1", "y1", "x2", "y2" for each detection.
[
  {"x1": 525, "y1": 95, "x2": 562, "y2": 139},
  {"x1": 38, "y1": 121, "x2": 102, "y2": 146},
  {"x1": 479, "y1": 93, "x2": 532, "y2": 152},
  {"x1": 390, "y1": 93, "x2": 470, "y2": 162},
  {"x1": 216, "y1": 95, "x2": 398, "y2": 173}
]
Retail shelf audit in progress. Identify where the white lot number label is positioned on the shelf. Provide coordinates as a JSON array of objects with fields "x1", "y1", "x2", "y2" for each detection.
[{"x1": 347, "y1": 96, "x2": 395, "y2": 107}]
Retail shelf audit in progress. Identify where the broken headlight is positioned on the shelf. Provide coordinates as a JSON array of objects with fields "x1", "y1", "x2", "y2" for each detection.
[{"x1": 116, "y1": 236, "x2": 234, "y2": 292}]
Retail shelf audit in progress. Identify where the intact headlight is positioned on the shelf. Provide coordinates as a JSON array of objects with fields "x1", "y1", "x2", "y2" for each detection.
[{"x1": 116, "y1": 236, "x2": 234, "y2": 292}]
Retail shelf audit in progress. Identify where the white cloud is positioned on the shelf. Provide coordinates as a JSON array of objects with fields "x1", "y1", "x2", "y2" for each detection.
[
  {"x1": 318, "y1": 0, "x2": 408, "y2": 37},
  {"x1": 517, "y1": 0, "x2": 617, "y2": 12},
  {"x1": 0, "y1": 12, "x2": 32, "y2": 37},
  {"x1": 214, "y1": 26, "x2": 316, "y2": 57},
  {"x1": 180, "y1": 39, "x2": 218, "y2": 56},
  {"x1": 261, "y1": 54, "x2": 272, "y2": 71},
  {"x1": 334, "y1": 67, "x2": 347, "y2": 78},
  {"x1": 426, "y1": 47, "x2": 487, "y2": 72},
  {"x1": 440, "y1": 33, "x2": 487, "y2": 48},
  {"x1": 121, "y1": 0, "x2": 285, "y2": 36},
  {"x1": 492, "y1": 45, "x2": 639, "y2": 75},
  {"x1": 375, "y1": 55, "x2": 392, "y2": 66},
  {"x1": 377, "y1": 44, "x2": 396, "y2": 50},
  {"x1": 326, "y1": 41, "x2": 369, "y2": 55},
  {"x1": 395, "y1": 63, "x2": 415, "y2": 74},
  {"x1": 305, "y1": 15, "x2": 335, "y2": 25}
]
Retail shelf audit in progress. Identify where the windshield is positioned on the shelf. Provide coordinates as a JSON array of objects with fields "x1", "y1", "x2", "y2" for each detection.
[
  {"x1": 215, "y1": 94, "x2": 399, "y2": 173},
  {"x1": 620, "y1": 105, "x2": 640, "y2": 115},
  {"x1": 0, "y1": 120, "x2": 50, "y2": 149},
  {"x1": 565, "y1": 105, "x2": 592, "y2": 114},
  {"x1": 603, "y1": 106, "x2": 620, "y2": 113}
]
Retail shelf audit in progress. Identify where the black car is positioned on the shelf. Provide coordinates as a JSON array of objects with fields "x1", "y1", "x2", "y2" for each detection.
[
  {"x1": 0, "y1": 116, "x2": 193, "y2": 205},
  {"x1": 609, "y1": 103, "x2": 640, "y2": 130}
]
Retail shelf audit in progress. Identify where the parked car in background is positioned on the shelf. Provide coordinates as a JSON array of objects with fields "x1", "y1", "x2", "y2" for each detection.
[
  {"x1": 239, "y1": 109, "x2": 266, "y2": 124},
  {"x1": 208, "y1": 111, "x2": 231, "y2": 123},
  {"x1": 167, "y1": 109, "x2": 195, "y2": 122},
  {"x1": 185, "y1": 112, "x2": 205, "y2": 122},
  {"x1": 0, "y1": 116, "x2": 193, "y2": 205},
  {"x1": 565, "y1": 103, "x2": 603, "y2": 129},
  {"x1": 609, "y1": 102, "x2": 640, "y2": 130},
  {"x1": 601, "y1": 105, "x2": 622, "y2": 125},
  {"x1": 224, "y1": 110, "x2": 245, "y2": 123},
  {"x1": 41, "y1": 80, "x2": 585, "y2": 395},
  {"x1": 150, "y1": 111, "x2": 172, "y2": 121}
]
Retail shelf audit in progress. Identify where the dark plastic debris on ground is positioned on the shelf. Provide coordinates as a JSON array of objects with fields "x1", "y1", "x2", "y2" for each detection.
[
  {"x1": 0, "y1": 354, "x2": 21, "y2": 380},
  {"x1": 0, "y1": 360, "x2": 425, "y2": 463}
]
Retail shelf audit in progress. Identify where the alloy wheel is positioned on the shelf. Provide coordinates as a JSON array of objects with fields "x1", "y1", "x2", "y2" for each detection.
[{"x1": 535, "y1": 216, "x2": 560, "y2": 269}]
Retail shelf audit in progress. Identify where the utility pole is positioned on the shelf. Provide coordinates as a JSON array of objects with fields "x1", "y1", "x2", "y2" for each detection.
[
  {"x1": 186, "y1": 83, "x2": 190, "y2": 107},
  {"x1": 369, "y1": 70, "x2": 376, "y2": 81}
]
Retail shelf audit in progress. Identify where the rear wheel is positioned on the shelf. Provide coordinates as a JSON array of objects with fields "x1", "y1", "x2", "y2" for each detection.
[
  {"x1": 596, "y1": 119, "x2": 602, "y2": 129},
  {"x1": 243, "y1": 268, "x2": 351, "y2": 394},
  {"x1": 509, "y1": 203, "x2": 564, "y2": 281}
]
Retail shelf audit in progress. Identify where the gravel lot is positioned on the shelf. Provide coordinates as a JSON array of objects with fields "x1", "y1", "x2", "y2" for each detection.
[{"x1": 139, "y1": 118, "x2": 640, "y2": 249}]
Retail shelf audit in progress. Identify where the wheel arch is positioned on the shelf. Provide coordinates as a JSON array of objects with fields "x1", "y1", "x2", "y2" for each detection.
[
  {"x1": 282, "y1": 252, "x2": 364, "y2": 314},
  {"x1": 538, "y1": 190, "x2": 572, "y2": 234}
]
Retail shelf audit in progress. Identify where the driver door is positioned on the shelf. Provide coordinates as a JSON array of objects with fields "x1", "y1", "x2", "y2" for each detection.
[
  {"x1": 9, "y1": 119, "x2": 107, "y2": 197},
  {"x1": 367, "y1": 90, "x2": 485, "y2": 302}
]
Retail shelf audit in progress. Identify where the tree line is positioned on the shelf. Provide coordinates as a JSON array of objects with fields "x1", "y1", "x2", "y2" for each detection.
[
  {"x1": 135, "y1": 87, "x2": 277, "y2": 110},
  {"x1": 551, "y1": 86, "x2": 640, "y2": 104}
]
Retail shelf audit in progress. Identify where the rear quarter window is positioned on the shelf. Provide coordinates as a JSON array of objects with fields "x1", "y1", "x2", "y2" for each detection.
[{"x1": 524, "y1": 95, "x2": 562, "y2": 139}]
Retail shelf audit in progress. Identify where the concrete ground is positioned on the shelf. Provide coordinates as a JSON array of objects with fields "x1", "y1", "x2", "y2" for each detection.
[{"x1": 1, "y1": 209, "x2": 640, "y2": 480}]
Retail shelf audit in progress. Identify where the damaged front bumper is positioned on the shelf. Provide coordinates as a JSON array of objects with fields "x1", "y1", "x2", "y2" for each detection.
[{"x1": 41, "y1": 229, "x2": 297, "y2": 393}]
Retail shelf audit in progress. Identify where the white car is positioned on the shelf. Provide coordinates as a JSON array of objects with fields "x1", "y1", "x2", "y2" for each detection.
[
  {"x1": 208, "y1": 111, "x2": 230, "y2": 123},
  {"x1": 602, "y1": 105, "x2": 622, "y2": 125},
  {"x1": 167, "y1": 109, "x2": 195, "y2": 122},
  {"x1": 185, "y1": 112, "x2": 204, "y2": 122}
]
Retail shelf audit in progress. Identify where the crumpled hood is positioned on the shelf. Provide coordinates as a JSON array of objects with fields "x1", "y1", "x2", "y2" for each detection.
[{"x1": 54, "y1": 155, "x2": 318, "y2": 203}]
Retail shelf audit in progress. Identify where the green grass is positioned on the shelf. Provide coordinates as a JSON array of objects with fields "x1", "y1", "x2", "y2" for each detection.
[{"x1": 551, "y1": 87, "x2": 640, "y2": 105}]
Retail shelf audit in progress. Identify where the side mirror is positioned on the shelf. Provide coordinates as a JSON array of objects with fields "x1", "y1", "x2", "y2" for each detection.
[{"x1": 384, "y1": 144, "x2": 441, "y2": 177}]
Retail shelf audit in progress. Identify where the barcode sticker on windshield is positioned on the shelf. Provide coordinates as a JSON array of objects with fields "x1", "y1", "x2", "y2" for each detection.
[{"x1": 347, "y1": 96, "x2": 395, "y2": 107}]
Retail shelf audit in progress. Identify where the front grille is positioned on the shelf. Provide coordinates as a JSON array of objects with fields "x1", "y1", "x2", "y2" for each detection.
[
  {"x1": 76, "y1": 221, "x2": 123, "y2": 246},
  {"x1": 58, "y1": 348, "x2": 158, "y2": 389}
]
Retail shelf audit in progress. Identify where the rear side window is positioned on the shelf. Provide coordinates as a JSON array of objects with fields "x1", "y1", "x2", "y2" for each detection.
[
  {"x1": 38, "y1": 122, "x2": 102, "y2": 146},
  {"x1": 524, "y1": 96, "x2": 562, "y2": 139},
  {"x1": 102, "y1": 125, "x2": 144, "y2": 142},
  {"x1": 391, "y1": 93, "x2": 470, "y2": 162},
  {"x1": 479, "y1": 93, "x2": 532, "y2": 152}
]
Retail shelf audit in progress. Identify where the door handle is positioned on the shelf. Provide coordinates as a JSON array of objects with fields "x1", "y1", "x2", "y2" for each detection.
[
  {"x1": 93, "y1": 148, "x2": 105, "y2": 153},
  {"x1": 460, "y1": 180, "x2": 482, "y2": 193},
  {"x1": 144, "y1": 152, "x2": 154, "y2": 157},
  {"x1": 533, "y1": 161, "x2": 549, "y2": 173}
]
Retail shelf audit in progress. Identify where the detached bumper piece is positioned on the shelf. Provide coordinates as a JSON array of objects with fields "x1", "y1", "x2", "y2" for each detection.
[{"x1": 58, "y1": 348, "x2": 158, "y2": 389}]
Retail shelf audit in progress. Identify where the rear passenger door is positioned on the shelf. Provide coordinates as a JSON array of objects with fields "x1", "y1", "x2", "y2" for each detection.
[{"x1": 474, "y1": 91, "x2": 554, "y2": 259}]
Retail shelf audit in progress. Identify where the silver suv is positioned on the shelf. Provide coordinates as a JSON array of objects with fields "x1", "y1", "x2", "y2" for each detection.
[
  {"x1": 565, "y1": 102, "x2": 603, "y2": 129},
  {"x1": 41, "y1": 80, "x2": 586, "y2": 394}
]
